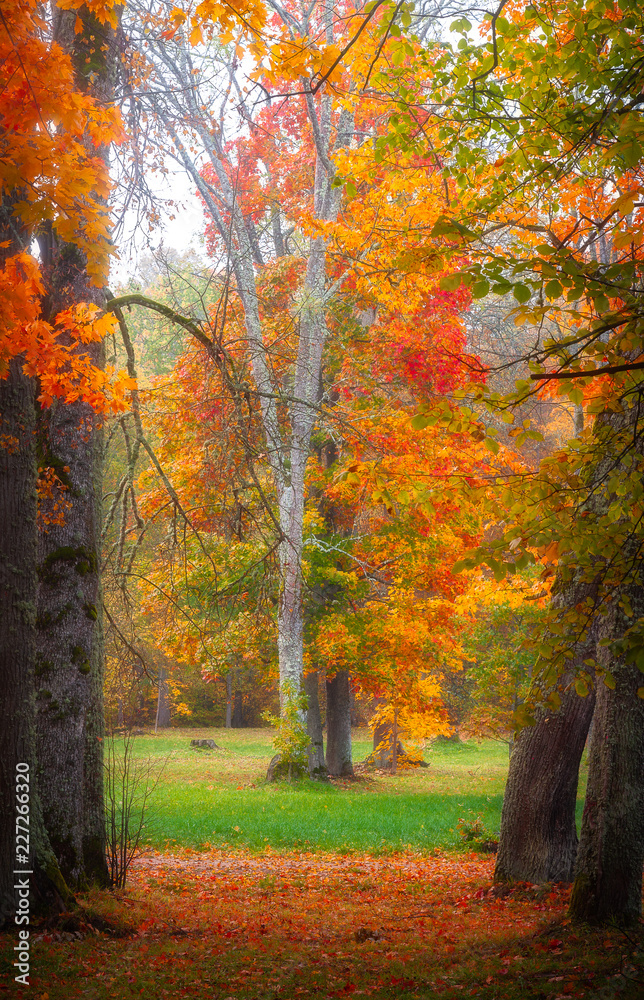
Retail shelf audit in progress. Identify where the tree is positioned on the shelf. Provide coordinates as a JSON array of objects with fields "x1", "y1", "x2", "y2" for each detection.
[
  {"x1": 0, "y1": 0, "x2": 127, "y2": 923},
  {"x1": 33, "y1": 0, "x2": 120, "y2": 891},
  {"x1": 112, "y1": 4, "x2": 351, "y2": 721},
  {"x1": 374, "y1": 0, "x2": 644, "y2": 921}
]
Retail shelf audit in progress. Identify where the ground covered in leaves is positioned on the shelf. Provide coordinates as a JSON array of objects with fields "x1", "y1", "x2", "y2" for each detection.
[{"x1": 2, "y1": 849, "x2": 643, "y2": 999}]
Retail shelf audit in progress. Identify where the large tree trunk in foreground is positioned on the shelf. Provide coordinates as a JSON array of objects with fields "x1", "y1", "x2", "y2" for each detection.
[
  {"x1": 305, "y1": 669, "x2": 327, "y2": 778},
  {"x1": 568, "y1": 407, "x2": 644, "y2": 923},
  {"x1": 32, "y1": 4, "x2": 113, "y2": 891},
  {"x1": 326, "y1": 670, "x2": 354, "y2": 777},
  {"x1": 495, "y1": 685, "x2": 595, "y2": 884},
  {"x1": 0, "y1": 362, "x2": 39, "y2": 928},
  {"x1": 495, "y1": 449, "x2": 606, "y2": 886},
  {"x1": 494, "y1": 567, "x2": 599, "y2": 885},
  {"x1": 0, "y1": 361, "x2": 74, "y2": 928},
  {"x1": 570, "y1": 599, "x2": 644, "y2": 925},
  {"x1": 35, "y1": 334, "x2": 109, "y2": 888}
]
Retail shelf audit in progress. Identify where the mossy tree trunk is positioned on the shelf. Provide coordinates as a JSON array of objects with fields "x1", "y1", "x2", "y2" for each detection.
[
  {"x1": 0, "y1": 359, "x2": 75, "y2": 928},
  {"x1": 494, "y1": 683, "x2": 595, "y2": 884},
  {"x1": 498, "y1": 405, "x2": 644, "y2": 917},
  {"x1": 35, "y1": 332, "x2": 109, "y2": 887},
  {"x1": 569, "y1": 595, "x2": 644, "y2": 925},
  {"x1": 494, "y1": 560, "x2": 602, "y2": 885},
  {"x1": 33, "y1": 4, "x2": 114, "y2": 890}
]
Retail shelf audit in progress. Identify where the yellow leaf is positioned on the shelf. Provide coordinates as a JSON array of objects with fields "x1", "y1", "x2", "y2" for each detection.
[{"x1": 189, "y1": 24, "x2": 203, "y2": 46}]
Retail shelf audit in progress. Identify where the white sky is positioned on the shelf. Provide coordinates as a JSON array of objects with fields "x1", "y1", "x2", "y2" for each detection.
[{"x1": 110, "y1": 166, "x2": 208, "y2": 287}]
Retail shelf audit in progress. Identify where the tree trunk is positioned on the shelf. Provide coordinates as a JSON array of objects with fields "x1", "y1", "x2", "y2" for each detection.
[
  {"x1": 491, "y1": 409, "x2": 625, "y2": 890},
  {"x1": 155, "y1": 666, "x2": 171, "y2": 730},
  {"x1": 569, "y1": 598, "x2": 644, "y2": 925},
  {"x1": 305, "y1": 669, "x2": 327, "y2": 778},
  {"x1": 326, "y1": 670, "x2": 354, "y2": 777},
  {"x1": 494, "y1": 685, "x2": 595, "y2": 884},
  {"x1": 32, "y1": 5, "x2": 113, "y2": 891},
  {"x1": 35, "y1": 358, "x2": 109, "y2": 887},
  {"x1": 0, "y1": 361, "x2": 75, "y2": 928},
  {"x1": 494, "y1": 570, "x2": 598, "y2": 885},
  {"x1": 225, "y1": 672, "x2": 232, "y2": 728},
  {"x1": 371, "y1": 702, "x2": 405, "y2": 770},
  {"x1": 277, "y1": 472, "x2": 307, "y2": 708},
  {"x1": 232, "y1": 686, "x2": 244, "y2": 728},
  {"x1": 496, "y1": 405, "x2": 643, "y2": 898},
  {"x1": 0, "y1": 361, "x2": 39, "y2": 927}
]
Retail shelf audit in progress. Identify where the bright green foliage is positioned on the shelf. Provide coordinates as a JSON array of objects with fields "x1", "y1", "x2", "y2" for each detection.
[{"x1": 263, "y1": 681, "x2": 311, "y2": 778}]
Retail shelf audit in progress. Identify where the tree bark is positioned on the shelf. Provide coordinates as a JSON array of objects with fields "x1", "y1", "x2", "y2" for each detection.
[
  {"x1": 305, "y1": 669, "x2": 327, "y2": 778},
  {"x1": 569, "y1": 598, "x2": 644, "y2": 925},
  {"x1": 35, "y1": 346, "x2": 109, "y2": 887},
  {"x1": 225, "y1": 672, "x2": 232, "y2": 728},
  {"x1": 155, "y1": 666, "x2": 171, "y2": 730},
  {"x1": 33, "y1": 4, "x2": 113, "y2": 890},
  {"x1": 494, "y1": 685, "x2": 595, "y2": 884},
  {"x1": 0, "y1": 361, "x2": 39, "y2": 927},
  {"x1": 494, "y1": 568, "x2": 599, "y2": 885},
  {"x1": 326, "y1": 670, "x2": 354, "y2": 777},
  {"x1": 497, "y1": 405, "x2": 644, "y2": 904},
  {"x1": 0, "y1": 361, "x2": 75, "y2": 928},
  {"x1": 232, "y1": 688, "x2": 244, "y2": 728}
]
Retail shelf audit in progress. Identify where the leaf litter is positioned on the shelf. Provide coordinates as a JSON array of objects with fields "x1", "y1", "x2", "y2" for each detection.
[{"x1": 4, "y1": 847, "x2": 643, "y2": 999}]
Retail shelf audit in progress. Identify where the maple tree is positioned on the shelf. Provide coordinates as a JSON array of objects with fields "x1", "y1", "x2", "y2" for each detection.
[
  {"x1": 0, "y1": 0, "x2": 133, "y2": 925},
  {"x1": 107, "y1": 22, "x2": 494, "y2": 777},
  {"x1": 350, "y1": 0, "x2": 644, "y2": 923},
  {"x1": 109, "y1": 0, "x2": 478, "y2": 751}
]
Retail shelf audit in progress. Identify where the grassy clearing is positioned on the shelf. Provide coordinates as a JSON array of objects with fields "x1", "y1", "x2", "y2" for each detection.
[
  {"x1": 113, "y1": 728, "x2": 585, "y2": 853},
  {"x1": 2, "y1": 729, "x2": 636, "y2": 1000}
]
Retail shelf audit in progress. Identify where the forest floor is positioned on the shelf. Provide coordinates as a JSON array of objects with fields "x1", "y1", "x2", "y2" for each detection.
[
  {"x1": 2, "y1": 848, "x2": 643, "y2": 999},
  {"x1": 1, "y1": 730, "x2": 642, "y2": 998}
]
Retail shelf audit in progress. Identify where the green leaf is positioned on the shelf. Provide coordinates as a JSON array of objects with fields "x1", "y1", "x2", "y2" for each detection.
[
  {"x1": 431, "y1": 216, "x2": 476, "y2": 240},
  {"x1": 513, "y1": 283, "x2": 531, "y2": 304},
  {"x1": 513, "y1": 704, "x2": 536, "y2": 729},
  {"x1": 439, "y1": 273, "x2": 463, "y2": 291},
  {"x1": 484, "y1": 437, "x2": 499, "y2": 455},
  {"x1": 545, "y1": 279, "x2": 563, "y2": 299},
  {"x1": 602, "y1": 671, "x2": 616, "y2": 690},
  {"x1": 472, "y1": 279, "x2": 490, "y2": 299}
]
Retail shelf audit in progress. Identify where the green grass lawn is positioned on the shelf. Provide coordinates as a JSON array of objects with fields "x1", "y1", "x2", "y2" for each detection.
[{"x1": 110, "y1": 727, "x2": 587, "y2": 854}]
